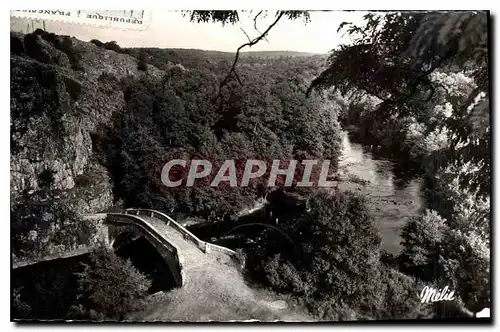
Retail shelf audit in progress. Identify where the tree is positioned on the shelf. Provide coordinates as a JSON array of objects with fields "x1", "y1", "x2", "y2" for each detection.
[
  {"x1": 308, "y1": 11, "x2": 489, "y2": 197},
  {"x1": 181, "y1": 10, "x2": 489, "y2": 197},
  {"x1": 184, "y1": 10, "x2": 310, "y2": 93},
  {"x1": 293, "y1": 192, "x2": 382, "y2": 312},
  {"x1": 399, "y1": 209, "x2": 448, "y2": 281},
  {"x1": 71, "y1": 246, "x2": 152, "y2": 320},
  {"x1": 246, "y1": 191, "x2": 384, "y2": 319},
  {"x1": 137, "y1": 49, "x2": 148, "y2": 71}
]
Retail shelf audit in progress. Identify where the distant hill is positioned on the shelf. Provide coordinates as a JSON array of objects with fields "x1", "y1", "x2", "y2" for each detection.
[
  {"x1": 240, "y1": 50, "x2": 323, "y2": 57},
  {"x1": 125, "y1": 47, "x2": 322, "y2": 58},
  {"x1": 123, "y1": 47, "x2": 326, "y2": 71}
]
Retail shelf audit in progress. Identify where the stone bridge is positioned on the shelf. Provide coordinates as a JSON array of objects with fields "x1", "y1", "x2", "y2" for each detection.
[{"x1": 12, "y1": 209, "x2": 241, "y2": 288}]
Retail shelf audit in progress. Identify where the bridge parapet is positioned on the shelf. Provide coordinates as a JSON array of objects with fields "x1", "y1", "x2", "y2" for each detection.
[
  {"x1": 125, "y1": 208, "x2": 241, "y2": 264},
  {"x1": 126, "y1": 209, "x2": 205, "y2": 252}
]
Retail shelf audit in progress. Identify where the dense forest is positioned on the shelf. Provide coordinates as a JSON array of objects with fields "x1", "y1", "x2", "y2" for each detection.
[{"x1": 11, "y1": 10, "x2": 490, "y2": 321}]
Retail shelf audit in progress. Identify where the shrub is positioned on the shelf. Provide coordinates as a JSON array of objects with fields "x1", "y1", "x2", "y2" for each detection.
[
  {"x1": 137, "y1": 49, "x2": 148, "y2": 71},
  {"x1": 245, "y1": 191, "x2": 385, "y2": 319},
  {"x1": 34, "y1": 29, "x2": 61, "y2": 48},
  {"x1": 11, "y1": 201, "x2": 98, "y2": 260},
  {"x1": 103, "y1": 41, "x2": 123, "y2": 53},
  {"x1": 12, "y1": 287, "x2": 32, "y2": 319},
  {"x1": 293, "y1": 191, "x2": 382, "y2": 307},
  {"x1": 375, "y1": 268, "x2": 432, "y2": 320},
  {"x1": 399, "y1": 209, "x2": 449, "y2": 280},
  {"x1": 71, "y1": 246, "x2": 152, "y2": 320},
  {"x1": 441, "y1": 230, "x2": 490, "y2": 313},
  {"x1": 25, "y1": 30, "x2": 84, "y2": 71},
  {"x1": 11, "y1": 33, "x2": 25, "y2": 54},
  {"x1": 90, "y1": 39, "x2": 104, "y2": 47},
  {"x1": 74, "y1": 172, "x2": 94, "y2": 187},
  {"x1": 23, "y1": 33, "x2": 52, "y2": 63}
]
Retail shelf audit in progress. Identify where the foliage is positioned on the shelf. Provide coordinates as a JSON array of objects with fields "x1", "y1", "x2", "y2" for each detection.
[
  {"x1": 22, "y1": 30, "x2": 85, "y2": 71},
  {"x1": 58, "y1": 36, "x2": 84, "y2": 71},
  {"x1": 89, "y1": 38, "x2": 125, "y2": 53},
  {"x1": 440, "y1": 229, "x2": 490, "y2": 313},
  {"x1": 245, "y1": 191, "x2": 428, "y2": 320},
  {"x1": 401, "y1": 160, "x2": 490, "y2": 313},
  {"x1": 12, "y1": 255, "x2": 84, "y2": 320},
  {"x1": 309, "y1": 11, "x2": 489, "y2": 197},
  {"x1": 23, "y1": 32, "x2": 53, "y2": 64},
  {"x1": 182, "y1": 10, "x2": 312, "y2": 90},
  {"x1": 375, "y1": 268, "x2": 432, "y2": 320},
  {"x1": 12, "y1": 287, "x2": 33, "y2": 319},
  {"x1": 97, "y1": 52, "x2": 340, "y2": 221},
  {"x1": 288, "y1": 192, "x2": 382, "y2": 313},
  {"x1": 399, "y1": 209, "x2": 448, "y2": 280},
  {"x1": 185, "y1": 10, "x2": 311, "y2": 26},
  {"x1": 315, "y1": 14, "x2": 491, "y2": 314},
  {"x1": 11, "y1": 40, "x2": 86, "y2": 155},
  {"x1": 70, "y1": 246, "x2": 152, "y2": 320},
  {"x1": 11, "y1": 19, "x2": 490, "y2": 320},
  {"x1": 11, "y1": 200, "x2": 98, "y2": 261},
  {"x1": 103, "y1": 40, "x2": 124, "y2": 53},
  {"x1": 186, "y1": 10, "x2": 240, "y2": 26},
  {"x1": 90, "y1": 39, "x2": 104, "y2": 47},
  {"x1": 137, "y1": 49, "x2": 148, "y2": 71}
]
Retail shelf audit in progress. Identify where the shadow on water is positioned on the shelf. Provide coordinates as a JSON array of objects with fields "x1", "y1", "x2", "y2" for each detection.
[
  {"x1": 188, "y1": 191, "x2": 305, "y2": 256},
  {"x1": 339, "y1": 131, "x2": 424, "y2": 254},
  {"x1": 342, "y1": 131, "x2": 422, "y2": 189}
]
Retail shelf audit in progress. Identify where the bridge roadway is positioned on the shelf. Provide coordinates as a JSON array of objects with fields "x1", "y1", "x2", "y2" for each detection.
[
  {"x1": 133, "y1": 213, "x2": 234, "y2": 275},
  {"x1": 13, "y1": 208, "x2": 313, "y2": 321}
]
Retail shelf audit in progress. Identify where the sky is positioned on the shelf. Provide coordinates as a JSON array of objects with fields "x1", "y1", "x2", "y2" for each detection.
[{"x1": 10, "y1": 10, "x2": 368, "y2": 53}]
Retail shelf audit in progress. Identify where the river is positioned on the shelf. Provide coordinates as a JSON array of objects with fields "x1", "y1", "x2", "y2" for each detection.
[
  {"x1": 188, "y1": 131, "x2": 424, "y2": 255},
  {"x1": 337, "y1": 131, "x2": 423, "y2": 254}
]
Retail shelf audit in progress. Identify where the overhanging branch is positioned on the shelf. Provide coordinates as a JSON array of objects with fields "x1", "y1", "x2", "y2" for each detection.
[{"x1": 218, "y1": 11, "x2": 285, "y2": 94}]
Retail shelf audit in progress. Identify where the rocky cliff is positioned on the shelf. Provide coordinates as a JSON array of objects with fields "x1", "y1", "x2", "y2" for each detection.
[
  {"x1": 10, "y1": 30, "x2": 167, "y2": 260},
  {"x1": 11, "y1": 30, "x2": 166, "y2": 214}
]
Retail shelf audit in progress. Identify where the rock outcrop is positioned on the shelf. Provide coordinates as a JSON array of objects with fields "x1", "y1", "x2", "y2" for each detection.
[
  {"x1": 11, "y1": 31, "x2": 164, "y2": 214},
  {"x1": 11, "y1": 31, "x2": 167, "y2": 260}
]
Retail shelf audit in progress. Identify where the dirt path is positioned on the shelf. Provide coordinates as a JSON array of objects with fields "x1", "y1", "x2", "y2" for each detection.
[
  {"x1": 129, "y1": 216, "x2": 313, "y2": 322},
  {"x1": 129, "y1": 257, "x2": 313, "y2": 322}
]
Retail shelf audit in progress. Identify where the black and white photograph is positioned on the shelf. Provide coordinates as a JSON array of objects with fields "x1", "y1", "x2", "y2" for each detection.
[{"x1": 9, "y1": 8, "x2": 491, "y2": 323}]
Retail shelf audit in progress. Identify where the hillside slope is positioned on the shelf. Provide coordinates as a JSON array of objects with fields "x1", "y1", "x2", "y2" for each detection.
[
  {"x1": 11, "y1": 30, "x2": 164, "y2": 213},
  {"x1": 10, "y1": 30, "x2": 316, "y2": 321}
]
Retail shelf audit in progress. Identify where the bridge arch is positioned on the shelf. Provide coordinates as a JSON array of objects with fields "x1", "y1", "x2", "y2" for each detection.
[
  {"x1": 105, "y1": 213, "x2": 184, "y2": 288},
  {"x1": 111, "y1": 230, "x2": 141, "y2": 250},
  {"x1": 111, "y1": 230, "x2": 179, "y2": 292}
]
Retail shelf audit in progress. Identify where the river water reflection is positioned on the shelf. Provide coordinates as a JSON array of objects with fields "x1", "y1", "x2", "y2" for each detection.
[{"x1": 338, "y1": 131, "x2": 423, "y2": 254}]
